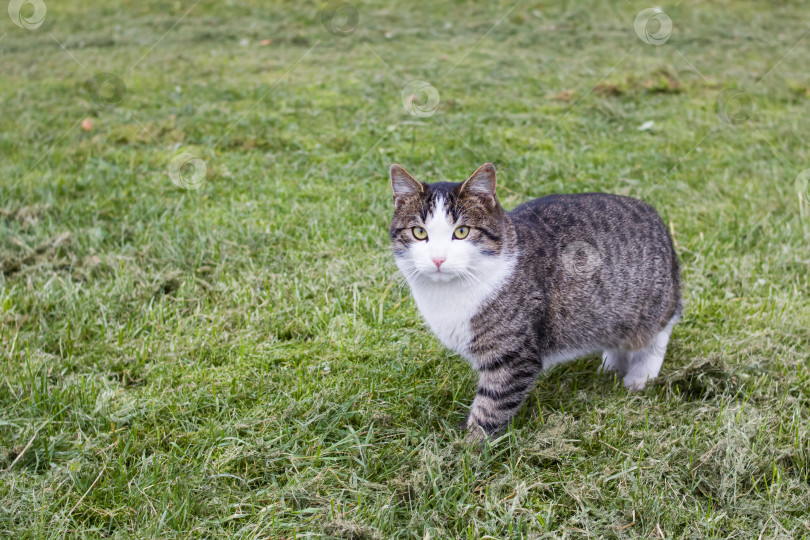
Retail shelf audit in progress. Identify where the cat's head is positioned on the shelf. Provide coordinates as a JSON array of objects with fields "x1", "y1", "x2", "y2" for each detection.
[{"x1": 388, "y1": 163, "x2": 511, "y2": 283}]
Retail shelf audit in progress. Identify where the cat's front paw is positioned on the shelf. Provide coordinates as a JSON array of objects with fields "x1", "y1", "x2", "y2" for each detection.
[
  {"x1": 464, "y1": 415, "x2": 502, "y2": 445},
  {"x1": 464, "y1": 423, "x2": 489, "y2": 445}
]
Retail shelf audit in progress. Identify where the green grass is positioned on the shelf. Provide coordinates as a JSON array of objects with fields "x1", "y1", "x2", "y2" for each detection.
[{"x1": 1, "y1": 0, "x2": 810, "y2": 537}]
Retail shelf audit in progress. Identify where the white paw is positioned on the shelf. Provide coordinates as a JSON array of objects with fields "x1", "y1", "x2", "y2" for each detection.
[
  {"x1": 623, "y1": 373, "x2": 651, "y2": 391},
  {"x1": 600, "y1": 351, "x2": 625, "y2": 376}
]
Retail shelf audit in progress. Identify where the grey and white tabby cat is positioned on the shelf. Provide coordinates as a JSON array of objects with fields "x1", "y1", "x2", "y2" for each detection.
[{"x1": 388, "y1": 163, "x2": 681, "y2": 441}]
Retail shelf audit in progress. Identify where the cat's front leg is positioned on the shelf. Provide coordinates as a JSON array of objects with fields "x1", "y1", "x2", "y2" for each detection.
[{"x1": 465, "y1": 360, "x2": 542, "y2": 442}]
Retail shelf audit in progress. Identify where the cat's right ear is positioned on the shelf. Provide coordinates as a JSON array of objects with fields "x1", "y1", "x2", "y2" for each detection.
[
  {"x1": 390, "y1": 164, "x2": 424, "y2": 204},
  {"x1": 460, "y1": 162, "x2": 497, "y2": 207}
]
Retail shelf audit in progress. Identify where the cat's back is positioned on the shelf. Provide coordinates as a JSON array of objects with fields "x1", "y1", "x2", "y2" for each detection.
[
  {"x1": 500, "y1": 192, "x2": 681, "y2": 347},
  {"x1": 508, "y1": 192, "x2": 674, "y2": 257},
  {"x1": 510, "y1": 192, "x2": 663, "y2": 230}
]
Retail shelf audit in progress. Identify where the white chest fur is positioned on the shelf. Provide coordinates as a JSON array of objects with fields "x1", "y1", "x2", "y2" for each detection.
[{"x1": 404, "y1": 256, "x2": 515, "y2": 361}]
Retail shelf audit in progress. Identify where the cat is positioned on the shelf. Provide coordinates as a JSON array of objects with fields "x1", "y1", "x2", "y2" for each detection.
[{"x1": 388, "y1": 162, "x2": 681, "y2": 441}]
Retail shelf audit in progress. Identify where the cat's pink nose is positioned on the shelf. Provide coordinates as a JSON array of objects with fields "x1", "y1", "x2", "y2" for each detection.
[{"x1": 432, "y1": 257, "x2": 446, "y2": 269}]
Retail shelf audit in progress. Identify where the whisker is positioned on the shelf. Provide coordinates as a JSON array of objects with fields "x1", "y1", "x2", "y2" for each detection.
[
  {"x1": 462, "y1": 269, "x2": 483, "y2": 285},
  {"x1": 462, "y1": 268, "x2": 513, "y2": 312},
  {"x1": 397, "y1": 266, "x2": 422, "y2": 283}
]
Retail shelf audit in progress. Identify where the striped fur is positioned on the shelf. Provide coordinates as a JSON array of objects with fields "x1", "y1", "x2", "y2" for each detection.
[{"x1": 389, "y1": 163, "x2": 682, "y2": 441}]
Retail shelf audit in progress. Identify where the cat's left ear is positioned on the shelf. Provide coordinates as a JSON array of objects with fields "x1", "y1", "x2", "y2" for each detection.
[
  {"x1": 461, "y1": 162, "x2": 497, "y2": 206},
  {"x1": 390, "y1": 164, "x2": 424, "y2": 204}
]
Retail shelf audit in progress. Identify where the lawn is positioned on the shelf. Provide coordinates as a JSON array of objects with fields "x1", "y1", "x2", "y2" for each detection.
[{"x1": 1, "y1": 0, "x2": 810, "y2": 537}]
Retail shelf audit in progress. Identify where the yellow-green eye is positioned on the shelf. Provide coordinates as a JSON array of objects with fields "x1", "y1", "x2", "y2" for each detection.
[
  {"x1": 454, "y1": 226, "x2": 470, "y2": 239},
  {"x1": 412, "y1": 227, "x2": 428, "y2": 240}
]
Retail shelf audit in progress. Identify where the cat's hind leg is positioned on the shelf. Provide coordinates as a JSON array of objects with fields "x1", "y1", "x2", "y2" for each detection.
[
  {"x1": 600, "y1": 349, "x2": 628, "y2": 377},
  {"x1": 622, "y1": 315, "x2": 678, "y2": 391}
]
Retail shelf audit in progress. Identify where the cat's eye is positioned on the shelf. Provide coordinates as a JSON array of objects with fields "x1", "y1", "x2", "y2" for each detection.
[
  {"x1": 453, "y1": 226, "x2": 470, "y2": 239},
  {"x1": 412, "y1": 227, "x2": 428, "y2": 240}
]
